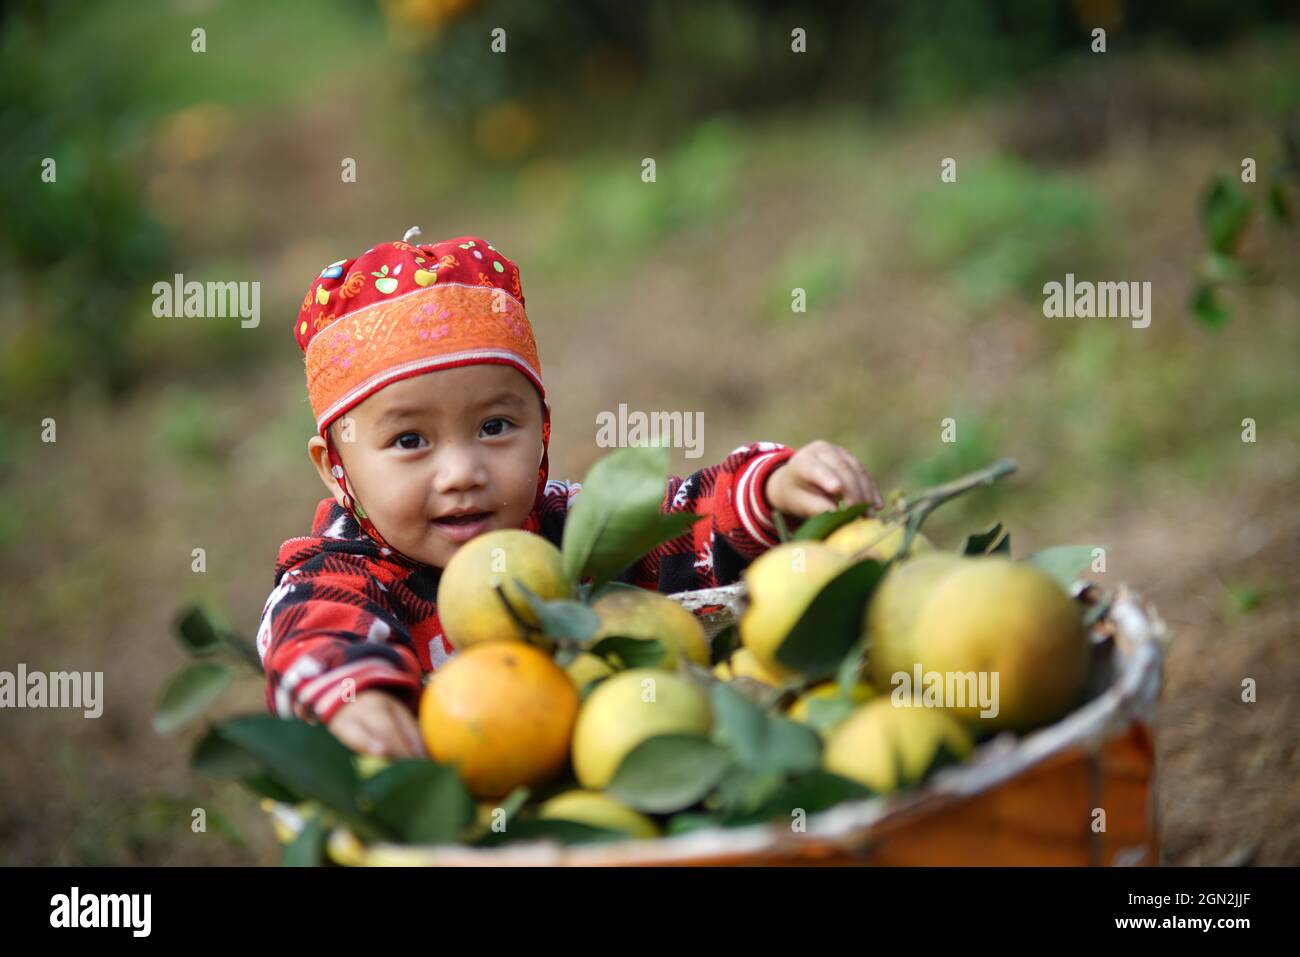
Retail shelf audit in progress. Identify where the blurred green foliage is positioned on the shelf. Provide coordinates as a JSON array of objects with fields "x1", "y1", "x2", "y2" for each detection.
[
  {"x1": 762, "y1": 233, "x2": 865, "y2": 323},
  {"x1": 0, "y1": 0, "x2": 172, "y2": 403},
  {"x1": 4, "y1": 0, "x2": 1298, "y2": 416},
  {"x1": 905, "y1": 413, "x2": 1003, "y2": 490},
  {"x1": 566, "y1": 119, "x2": 743, "y2": 252},
  {"x1": 0, "y1": 0, "x2": 378, "y2": 413},
  {"x1": 1189, "y1": 128, "x2": 1299, "y2": 328},
  {"x1": 157, "y1": 387, "x2": 223, "y2": 467},
  {"x1": 909, "y1": 157, "x2": 1101, "y2": 309}
]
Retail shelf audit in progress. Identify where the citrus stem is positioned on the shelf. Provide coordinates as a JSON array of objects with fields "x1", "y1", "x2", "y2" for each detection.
[{"x1": 893, "y1": 458, "x2": 1018, "y2": 555}]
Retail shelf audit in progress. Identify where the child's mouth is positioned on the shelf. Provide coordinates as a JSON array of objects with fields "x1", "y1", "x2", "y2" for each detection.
[{"x1": 431, "y1": 511, "x2": 493, "y2": 543}]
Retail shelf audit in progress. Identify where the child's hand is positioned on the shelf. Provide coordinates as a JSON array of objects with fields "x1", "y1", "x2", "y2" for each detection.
[
  {"x1": 326, "y1": 689, "x2": 426, "y2": 759},
  {"x1": 764, "y1": 440, "x2": 884, "y2": 519}
]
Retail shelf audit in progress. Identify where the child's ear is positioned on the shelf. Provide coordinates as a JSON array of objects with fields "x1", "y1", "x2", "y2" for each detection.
[{"x1": 308, "y1": 434, "x2": 347, "y2": 507}]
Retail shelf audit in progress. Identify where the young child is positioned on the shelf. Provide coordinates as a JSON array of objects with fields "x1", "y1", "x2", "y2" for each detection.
[{"x1": 259, "y1": 232, "x2": 882, "y2": 758}]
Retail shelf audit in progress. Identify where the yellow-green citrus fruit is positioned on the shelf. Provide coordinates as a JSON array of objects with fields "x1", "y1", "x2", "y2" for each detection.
[
  {"x1": 825, "y1": 517, "x2": 933, "y2": 561},
  {"x1": 714, "y1": 647, "x2": 788, "y2": 686},
  {"x1": 865, "y1": 554, "x2": 965, "y2": 691},
  {"x1": 739, "y1": 542, "x2": 850, "y2": 681},
  {"x1": 436, "y1": 529, "x2": 571, "y2": 649},
  {"x1": 565, "y1": 651, "x2": 616, "y2": 690},
  {"x1": 418, "y1": 641, "x2": 578, "y2": 799},
  {"x1": 907, "y1": 558, "x2": 1088, "y2": 731},
  {"x1": 590, "y1": 588, "x2": 710, "y2": 669},
  {"x1": 537, "y1": 790, "x2": 660, "y2": 839},
  {"x1": 571, "y1": 669, "x2": 712, "y2": 789},
  {"x1": 823, "y1": 698, "x2": 974, "y2": 794}
]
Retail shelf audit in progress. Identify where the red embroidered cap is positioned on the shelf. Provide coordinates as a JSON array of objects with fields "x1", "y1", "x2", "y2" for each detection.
[{"x1": 293, "y1": 231, "x2": 550, "y2": 559}]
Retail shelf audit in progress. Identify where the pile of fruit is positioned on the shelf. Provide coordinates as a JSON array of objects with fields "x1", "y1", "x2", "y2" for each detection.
[{"x1": 181, "y1": 448, "x2": 1104, "y2": 861}]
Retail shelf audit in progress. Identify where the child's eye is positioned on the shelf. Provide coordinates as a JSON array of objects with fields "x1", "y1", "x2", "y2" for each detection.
[
  {"x1": 481, "y1": 417, "x2": 513, "y2": 438},
  {"x1": 392, "y1": 432, "x2": 427, "y2": 450}
]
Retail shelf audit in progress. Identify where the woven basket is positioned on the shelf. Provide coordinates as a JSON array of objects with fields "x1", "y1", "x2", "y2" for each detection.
[{"x1": 266, "y1": 580, "x2": 1167, "y2": 866}]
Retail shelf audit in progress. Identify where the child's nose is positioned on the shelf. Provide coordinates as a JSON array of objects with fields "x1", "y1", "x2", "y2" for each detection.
[{"x1": 432, "y1": 443, "x2": 487, "y2": 492}]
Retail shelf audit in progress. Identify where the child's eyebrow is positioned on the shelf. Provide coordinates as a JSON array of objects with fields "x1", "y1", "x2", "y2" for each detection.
[
  {"x1": 477, "y1": 392, "x2": 526, "y2": 411},
  {"x1": 374, "y1": 393, "x2": 525, "y2": 429}
]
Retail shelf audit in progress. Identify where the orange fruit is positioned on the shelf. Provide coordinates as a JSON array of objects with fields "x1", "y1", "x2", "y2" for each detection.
[{"x1": 418, "y1": 641, "x2": 578, "y2": 799}]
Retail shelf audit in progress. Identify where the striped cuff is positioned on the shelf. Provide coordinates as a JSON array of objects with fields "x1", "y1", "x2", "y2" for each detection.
[
  {"x1": 293, "y1": 659, "x2": 422, "y2": 724},
  {"x1": 734, "y1": 447, "x2": 797, "y2": 548}
]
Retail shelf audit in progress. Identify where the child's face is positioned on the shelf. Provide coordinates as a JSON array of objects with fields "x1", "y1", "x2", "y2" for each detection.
[{"x1": 309, "y1": 364, "x2": 545, "y2": 568}]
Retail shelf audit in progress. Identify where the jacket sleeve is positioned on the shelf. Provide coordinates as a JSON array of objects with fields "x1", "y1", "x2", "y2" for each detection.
[
  {"x1": 621, "y1": 441, "x2": 797, "y2": 593},
  {"x1": 256, "y1": 561, "x2": 424, "y2": 724}
]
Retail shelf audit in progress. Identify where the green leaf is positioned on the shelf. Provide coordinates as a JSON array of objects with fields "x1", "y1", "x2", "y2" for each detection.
[
  {"x1": 916, "y1": 739, "x2": 969, "y2": 784},
  {"x1": 218, "y1": 627, "x2": 263, "y2": 670},
  {"x1": 1081, "y1": 595, "x2": 1113, "y2": 628},
  {"x1": 282, "y1": 812, "x2": 329, "y2": 867},
  {"x1": 154, "y1": 661, "x2": 234, "y2": 734},
  {"x1": 473, "y1": 818, "x2": 628, "y2": 847},
  {"x1": 606, "y1": 734, "x2": 731, "y2": 814},
  {"x1": 589, "y1": 635, "x2": 665, "y2": 669},
  {"x1": 1189, "y1": 283, "x2": 1229, "y2": 329},
  {"x1": 198, "y1": 716, "x2": 377, "y2": 839},
  {"x1": 513, "y1": 583, "x2": 600, "y2": 644},
  {"x1": 244, "y1": 774, "x2": 302, "y2": 804},
  {"x1": 805, "y1": 696, "x2": 857, "y2": 736},
  {"x1": 174, "y1": 605, "x2": 224, "y2": 656},
  {"x1": 756, "y1": 716, "x2": 821, "y2": 775},
  {"x1": 586, "y1": 581, "x2": 643, "y2": 602},
  {"x1": 174, "y1": 604, "x2": 261, "y2": 670},
  {"x1": 773, "y1": 557, "x2": 886, "y2": 678},
  {"x1": 191, "y1": 726, "x2": 266, "y2": 780},
  {"x1": 1024, "y1": 545, "x2": 1103, "y2": 589},
  {"x1": 498, "y1": 786, "x2": 531, "y2": 822},
  {"x1": 835, "y1": 635, "x2": 867, "y2": 698},
  {"x1": 560, "y1": 445, "x2": 703, "y2": 588},
  {"x1": 1266, "y1": 182, "x2": 1292, "y2": 223},
  {"x1": 709, "y1": 624, "x2": 740, "y2": 666},
  {"x1": 710, "y1": 683, "x2": 822, "y2": 776},
  {"x1": 664, "y1": 812, "x2": 721, "y2": 836},
  {"x1": 791, "y1": 503, "x2": 869, "y2": 542},
  {"x1": 960, "y1": 522, "x2": 1005, "y2": 556},
  {"x1": 1224, "y1": 581, "x2": 1267, "y2": 615},
  {"x1": 360, "y1": 760, "x2": 475, "y2": 845},
  {"x1": 709, "y1": 683, "x2": 767, "y2": 763},
  {"x1": 732, "y1": 675, "x2": 788, "y2": 709},
  {"x1": 714, "y1": 765, "x2": 787, "y2": 820},
  {"x1": 1201, "y1": 251, "x2": 1250, "y2": 284},
  {"x1": 727, "y1": 770, "x2": 872, "y2": 826},
  {"x1": 1202, "y1": 175, "x2": 1253, "y2": 254}
]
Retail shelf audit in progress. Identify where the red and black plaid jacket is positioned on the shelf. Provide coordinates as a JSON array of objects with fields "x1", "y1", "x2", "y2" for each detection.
[{"x1": 258, "y1": 441, "x2": 795, "y2": 723}]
